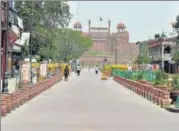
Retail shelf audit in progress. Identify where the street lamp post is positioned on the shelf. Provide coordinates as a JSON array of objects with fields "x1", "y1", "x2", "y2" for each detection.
[
  {"x1": 2, "y1": 1, "x2": 9, "y2": 92},
  {"x1": 0, "y1": 1, "x2": 2, "y2": 92},
  {"x1": 136, "y1": 41, "x2": 141, "y2": 71}
]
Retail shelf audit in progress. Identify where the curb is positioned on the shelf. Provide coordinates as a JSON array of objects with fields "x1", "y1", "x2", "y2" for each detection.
[{"x1": 166, "y1": 107, "x2": 179, "y2": 113}]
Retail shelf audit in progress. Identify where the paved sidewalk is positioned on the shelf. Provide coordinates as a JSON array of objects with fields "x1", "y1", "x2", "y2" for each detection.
[{"x1": 1, "y1": 70, "x2": 179, "y2": 131}]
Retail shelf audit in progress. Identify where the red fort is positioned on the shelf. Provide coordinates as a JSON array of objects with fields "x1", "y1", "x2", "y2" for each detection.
[{"x1": 73, "y1": 20, "x2": 139, "y2": 65}]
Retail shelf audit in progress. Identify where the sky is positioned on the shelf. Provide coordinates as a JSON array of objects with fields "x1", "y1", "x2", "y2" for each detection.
[{"x1": 67, "y1": 1, "x2": 179, "y2": 42}]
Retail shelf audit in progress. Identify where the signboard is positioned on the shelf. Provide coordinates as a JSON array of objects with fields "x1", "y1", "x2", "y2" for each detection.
[
  {"x1": 40, "y1": 63, "x2": 47, "y2": 77},
  {"x1": 31, "y1": 68, "x2": 37, "y2": 84},
  {"x1": 9, "y1": 0, "x2": 15, "y2": 9},
  {"x1": 17, "y1": 16, "x2": 23, "y2": 29},
  {"x1": 21, "y1": 63, "x2": 30, "y2": 83},
  {"x1": 175, "y1": 96, "x2": 179, "y2": 108},
  {"x1": 13, "y1": 44, "x2": 21, "y2": 52},
  {"x1": 8, "y1": 28, "x2": 18, "y2": 43},
  {"x1": 15, "y1": 32, "x2": 30, "y2": 46}
]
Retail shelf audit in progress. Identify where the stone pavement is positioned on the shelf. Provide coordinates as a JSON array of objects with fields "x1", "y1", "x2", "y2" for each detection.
[{"x1": 1, "y1": 69, "x2": 179, "y2": 131}]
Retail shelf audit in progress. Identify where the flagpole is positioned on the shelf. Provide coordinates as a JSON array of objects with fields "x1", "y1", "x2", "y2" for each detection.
[{"x1": 77, "y1": 3, "x2": 79, "y2": 21}]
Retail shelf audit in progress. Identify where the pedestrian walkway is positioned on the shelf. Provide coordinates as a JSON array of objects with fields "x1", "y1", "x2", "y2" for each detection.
[{"x1": 1, "y1": 70, "x2": 179, "y2": 131}]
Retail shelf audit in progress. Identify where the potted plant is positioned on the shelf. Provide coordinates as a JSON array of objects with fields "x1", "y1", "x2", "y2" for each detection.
[
  {"x1": 170, "y1": 75, "x2": 179, "y2": 104},
  {"x1": 154, "y1": 70, "x2": 168, "y2": 90}
]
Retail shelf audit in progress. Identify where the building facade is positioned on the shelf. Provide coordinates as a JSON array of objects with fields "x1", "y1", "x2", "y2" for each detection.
[
  {"x1": 148, "y1": 36, "x2": 177, "y2": 73},
  {"x1": 1, "y1": 0, "x2": 24, "y2": 92}
]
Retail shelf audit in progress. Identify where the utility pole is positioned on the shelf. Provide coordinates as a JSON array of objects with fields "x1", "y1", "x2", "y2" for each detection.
[{"x1": 29, "y1": 1, "x2": 33, "y2": 84}]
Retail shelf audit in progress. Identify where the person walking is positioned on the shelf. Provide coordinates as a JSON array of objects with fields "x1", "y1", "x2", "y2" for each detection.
[
  {"x1": 64, "y1": 65, "x2": 69, "y2": 81},
  {"x1": 95, "y1": 65, "x2": 98, "y2": 74},
  {"x1": 77, "y1": 64, "x2": 81, "y2": 76}
]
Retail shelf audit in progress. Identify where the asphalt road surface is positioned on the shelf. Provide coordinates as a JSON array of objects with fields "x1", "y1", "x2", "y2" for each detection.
[{"x1": 2, "y1": 69, "x2": 179, "y2": 131}]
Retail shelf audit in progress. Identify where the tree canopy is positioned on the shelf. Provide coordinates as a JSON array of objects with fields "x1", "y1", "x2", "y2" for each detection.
[
  {"x1": 172, "y1": 51, "x2": 179, "y2": 63},
  {"x1": 15, "y1": 1, "x2": 92, "y2": 62},
  {"x1": 173, "y1": 14, "x2": 179, "y2": 34},
  {"x1": 134, "y1": 41, "x2": 151, "y2": 64}
]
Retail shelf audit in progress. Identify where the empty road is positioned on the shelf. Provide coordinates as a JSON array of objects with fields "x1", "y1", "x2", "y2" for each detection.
[{"x1": 2, "y1": 69, "x2": 179, "y2": 131}]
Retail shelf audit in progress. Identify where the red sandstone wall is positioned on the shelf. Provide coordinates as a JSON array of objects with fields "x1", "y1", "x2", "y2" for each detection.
[
  {"x1": 80, "y1": 29, "x2": 139, "y2": 64},
  {"x1": 90, "y1": 41, "x2": 109, "y2": 52}
]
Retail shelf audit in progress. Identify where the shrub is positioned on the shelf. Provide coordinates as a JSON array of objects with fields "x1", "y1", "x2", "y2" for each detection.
[
  {"x1": 154, "y1": 70, "x2": 169, "y2": 85},
  {"x1": 136, "y1": 73, "x2": 143, "y2": 80},
  {"x1": 172, "y1": 75, "x2": 179, "y2": 90}
]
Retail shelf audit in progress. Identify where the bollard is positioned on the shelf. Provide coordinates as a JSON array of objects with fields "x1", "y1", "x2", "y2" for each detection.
[
  {"x1": 158, "y1": 89, "x2": 162, "y2": 107},
  {"x1": 1, "y1": 95, "x2": 7, "y2": 116},
  {"x1": 156, "y1": 89, "x2": 160, "y2": 105},
  {"x1": 151, "y1": 88, "x2": 154, "y2": 102},
  {"x1": 4, "y1": 94, "x2": 12, "y2": 113},
  {"x1": 162, "y1": 91, "x2": 172, "y2": 108}
]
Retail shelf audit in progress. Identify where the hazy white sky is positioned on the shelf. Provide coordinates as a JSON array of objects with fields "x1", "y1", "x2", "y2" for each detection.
[{"x1": 68, "y1": 1, "x2": 179, "y2": 42}]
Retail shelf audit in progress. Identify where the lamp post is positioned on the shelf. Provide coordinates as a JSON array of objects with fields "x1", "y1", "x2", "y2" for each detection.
[
  {"x1": 136, "y1": 41, "x2": 141, "y2": 71},
  {"x1": 2, "y1": 1, "x2": 9, "y2": 92},
  {"x1": 0, "y1": 1, "x2": 2, "y2": 92}
]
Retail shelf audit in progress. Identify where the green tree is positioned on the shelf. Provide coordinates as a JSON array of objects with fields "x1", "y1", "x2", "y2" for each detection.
[
  {"x1": 135, "y1": 41, "x2": 151, "y2": 64},
  {"x1": 172, "y1": 51, "x2": 179, "y2": 63},
  {"x1": 134, "y1": 55, "x2": 152, "y2": 64},
  {"x1": 15, "y1": 1, "x2": 72, "y2": 58},
  {"x1": 15, "y1": 1, "x2": 92, "y2": 62},
  {"x1": 173, "y1": 14, "x2": 179, "y2": 35},
  {"x1": 38, "y1": 29, "x2": 92, "y2": 61}
]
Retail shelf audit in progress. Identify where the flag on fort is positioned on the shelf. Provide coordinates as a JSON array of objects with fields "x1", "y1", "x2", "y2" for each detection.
[{"x1": 99, "y1": 17, "x2": 103, "y2": 21}]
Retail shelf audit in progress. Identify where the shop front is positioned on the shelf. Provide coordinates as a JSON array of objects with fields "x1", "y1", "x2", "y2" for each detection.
[{"x1": 3, "y1": 1, "x2": 23, "y2": 92}]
